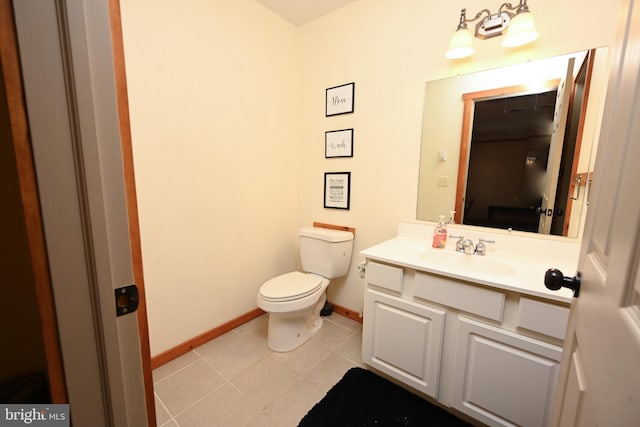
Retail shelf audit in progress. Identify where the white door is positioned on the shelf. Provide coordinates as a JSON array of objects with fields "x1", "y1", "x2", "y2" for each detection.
[
  {"x1": 538, "y1": 59, "x2": 574, "y2": 234},
  {"x1": 550, "y1": 0, "x2": 640, "y2": 425},
  {"x1": 12, "y1": 0, "x2": 149, "y2": 425}
]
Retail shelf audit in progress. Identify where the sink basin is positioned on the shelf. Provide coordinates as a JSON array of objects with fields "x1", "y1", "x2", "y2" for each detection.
[{"x1": 418, "y1": 250, "x2": 516, "y2": 276}]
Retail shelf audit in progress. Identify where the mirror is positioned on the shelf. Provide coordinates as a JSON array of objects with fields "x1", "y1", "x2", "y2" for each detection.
[{"x1": 417, "y1": 47, "x2": 609, "y2": 239}]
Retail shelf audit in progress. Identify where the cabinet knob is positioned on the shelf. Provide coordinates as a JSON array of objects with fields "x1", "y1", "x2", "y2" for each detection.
[{"x1": 544, "y1": 268, "x2": 581, "y2": 297}]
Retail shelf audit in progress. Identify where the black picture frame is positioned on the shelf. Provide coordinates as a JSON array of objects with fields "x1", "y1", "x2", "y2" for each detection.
[
  {"x1": 325, "y1": 128, "x2": 354, "y2": 158},
  {"x1": 324, "y1": 172, "x2": 351, "y2": 210},
  {"x1": 325, "y1": 82, "x2": 355, "y2": 116}
]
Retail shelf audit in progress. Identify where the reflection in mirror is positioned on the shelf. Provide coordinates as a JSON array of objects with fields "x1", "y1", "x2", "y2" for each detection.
[{"x1": 417, "y1": 47, "x2": 609, "y2": 239}]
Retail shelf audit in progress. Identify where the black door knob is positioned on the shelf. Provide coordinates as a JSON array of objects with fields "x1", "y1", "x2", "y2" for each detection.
[{"x1": 544, "y1": 268, "x2": 581, "y2": 297}]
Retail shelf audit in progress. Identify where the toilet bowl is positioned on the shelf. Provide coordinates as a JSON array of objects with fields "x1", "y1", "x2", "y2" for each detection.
[
  {"x1": 257, "y1": 226, "x2": 354, "y2": 352},
  {"x1": 257, "y1": 271, "x2": 329, "y2": 352}
]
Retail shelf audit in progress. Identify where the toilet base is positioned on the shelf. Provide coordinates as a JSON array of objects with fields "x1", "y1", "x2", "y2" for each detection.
[
  {"x1": 266, "y1": 293, "x2": 326, "y2": 352},
  {"x1": 320, "y1": 300, "x2": 334, "y2": 316}
]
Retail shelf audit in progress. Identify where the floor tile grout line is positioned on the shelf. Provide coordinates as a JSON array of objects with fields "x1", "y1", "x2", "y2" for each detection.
[
  {"x1": 154, "y1": 351, "x2": 225, "y2": 420},
  {"x1": 324, "y1": 318, "x2": 355, "y2": 332},
  {"x1": 323, "y1": 315, "x2": 363, "y2": 331},
  {"x1": 293, "y1": 346, "x2": 333, "y2": 379},
  {"x1": 152, "y1": 313, "x2": 361, "y2": 426},
  {"x1": 160, "y1": 418, "x2": 178, "y2": 427},
  {"x1": 333, "y1": 332, "x2": 364, "y2": 365},
  {"x1": 192, "y1": 329, "x2": 243, "y2": 359},
  {"x1": 155, "y1": 391, "x2": 178, "y2": 427},
  {"x1": 254, "y1": 371, "x2": 308, "y2": 414},
  {"x1": 153, "y1": 350, "x2": 203, "y2": 386},
  {"x1": 169, "y1": 381, "x2": 228, "y2": 420},
  {"x1": 200, "y1": 349, "x2": 252, "y2": 384},
  {"x1": 200, "y1": 339, "x2": 273, "y2": 384},
  {"x1": 309, "y1": 330, "x2": 356, "y2": 353},
  {"x1": 154, "y1": 314, "x2": 354, "y2": 385}
]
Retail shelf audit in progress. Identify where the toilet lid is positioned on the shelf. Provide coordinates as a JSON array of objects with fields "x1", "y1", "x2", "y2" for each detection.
[{"x1": 259, "y1": 271, "x2": 322, "y2": 302}]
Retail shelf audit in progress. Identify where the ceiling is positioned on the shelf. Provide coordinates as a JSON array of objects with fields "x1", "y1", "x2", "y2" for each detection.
[{"x1": 255, "y1": 0, "x2": 356, "y2": 26}]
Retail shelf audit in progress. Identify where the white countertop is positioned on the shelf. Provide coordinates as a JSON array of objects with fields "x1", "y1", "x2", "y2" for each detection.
[{"x1": 361, "y1": 222, "x2": 580, "y2": 304}]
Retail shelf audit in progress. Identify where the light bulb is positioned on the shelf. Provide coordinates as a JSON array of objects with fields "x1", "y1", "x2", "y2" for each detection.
[
  {"x1": 445, "y1": 28, "x2": 475, "y2": 59},
  {"x1": 502, "y1": 11, "x2": 539, "y2": 48}
]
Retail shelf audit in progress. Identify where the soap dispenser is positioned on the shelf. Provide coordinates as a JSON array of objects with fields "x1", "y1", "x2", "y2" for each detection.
[{"x1": 432, "y1": 215, "x2": 448, "y2": 249}]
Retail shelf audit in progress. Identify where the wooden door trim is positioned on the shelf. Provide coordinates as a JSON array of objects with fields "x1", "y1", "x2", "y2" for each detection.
[
  {"x1": 0, "y1": 0, "x2": 67, "y2": 403},
  {"x1": 107, "y1": 1, "x2": 156, "y2": 425},
  {"x1": 562, "y1": 49, "x2": 596, "y2": 236}
]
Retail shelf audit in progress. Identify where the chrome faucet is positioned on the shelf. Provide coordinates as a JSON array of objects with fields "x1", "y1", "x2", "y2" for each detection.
[
  {"x1": 462, "y1": 239, "x2": 475, "y2": 254},
  {"x1": 452, "y1": 236, "x2": 475, "y2": 254},
  {"x1": 450, "y1": 235, "x2": 465, "y2": 253},
  {"x1": 450, "y1": 235, "x2": 495, "y2": 255},
  {"x1": 474, "y1": 238, "x2": 495, "y2": 256}
]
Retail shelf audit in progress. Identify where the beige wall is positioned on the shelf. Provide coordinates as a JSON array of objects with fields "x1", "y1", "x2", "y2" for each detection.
[
  {"x1": 121, "y1": 0, "x2": 621, "y2": 355},
  {"x1": 297, "y1": 0, "x2": 621, "y2": 314},
  {"x1": 120, "y1": 0, "x2": 300, "y2": 355}
]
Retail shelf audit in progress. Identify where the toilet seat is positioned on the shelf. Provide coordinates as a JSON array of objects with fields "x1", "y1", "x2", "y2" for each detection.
[{"x1": 259, "y1": 271, "x2": 323, "y2": 302}]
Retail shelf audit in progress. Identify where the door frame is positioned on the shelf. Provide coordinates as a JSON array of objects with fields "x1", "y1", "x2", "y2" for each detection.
[
  {"x1": 9, "y1": 0, "x2": 153, "y2": 424},
  {"x1": 108, "y1": 1, "x2": 156, "y2": 424}
]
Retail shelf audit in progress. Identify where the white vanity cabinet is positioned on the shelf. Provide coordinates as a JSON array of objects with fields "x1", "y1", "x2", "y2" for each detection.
[
  {"x1": 363, "y1": 288, "x2": 445, "y2": 398},
  {"x1": 362, "y1": 260, "x2": 569, "y2": 427},
  {"x1": 452, "y1": 317, "x2": 562, "y2": 427},
  {"x1": 361, "y1": 261, "x2": 445, "y2": 398}
]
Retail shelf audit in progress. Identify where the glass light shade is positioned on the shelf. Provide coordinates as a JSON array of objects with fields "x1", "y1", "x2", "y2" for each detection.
[
  {"x1": 502, "y1": 11, "x2": 539, "y2": 48},
  {"x1": 445, "y1": 28, "x2": 474, "y2": 59}
]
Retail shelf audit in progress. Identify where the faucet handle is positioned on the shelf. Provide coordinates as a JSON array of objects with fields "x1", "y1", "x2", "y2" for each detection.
[
  {"x1": 475, "y1": 238, "x2": 495, "y2": 256},
  {"x1": 462, "y1": 239, "x2": 475, "y2": 254},
  {"x1": 449, "y1": 235, "x2": 465, "y2": 252}
]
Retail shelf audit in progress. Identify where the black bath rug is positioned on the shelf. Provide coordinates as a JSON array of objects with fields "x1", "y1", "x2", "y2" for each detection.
[{"x1": 299, "y1": 367, "x2": 472, "y2": 427}]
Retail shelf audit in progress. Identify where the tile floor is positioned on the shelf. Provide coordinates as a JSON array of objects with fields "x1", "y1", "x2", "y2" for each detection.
[{"x1": 153, "y1": 313, "x2": 364, "y2": 427}]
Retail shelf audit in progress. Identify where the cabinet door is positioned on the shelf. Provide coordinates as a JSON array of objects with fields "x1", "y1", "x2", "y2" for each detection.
[
  {"x1": 452, "y1": 317, "x2": 562, "y2": 427},
  {"x1": 362, "y1": 289, "x2": 445, "y2": 398}
]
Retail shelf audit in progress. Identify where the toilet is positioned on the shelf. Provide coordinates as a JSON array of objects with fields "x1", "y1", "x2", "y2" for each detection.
[{"x1": 257, "y1": 226, "x2": 354, "y2": 352}]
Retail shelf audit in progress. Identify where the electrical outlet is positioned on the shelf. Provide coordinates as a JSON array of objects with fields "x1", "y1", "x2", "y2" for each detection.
[{"x1": 437, "y1": 176, "x2": 449, "y2": 187}]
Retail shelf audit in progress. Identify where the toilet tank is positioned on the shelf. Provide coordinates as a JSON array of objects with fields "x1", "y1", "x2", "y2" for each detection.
[{"x1": 299, "y1": 227, "x2": 354, "y2": 279}]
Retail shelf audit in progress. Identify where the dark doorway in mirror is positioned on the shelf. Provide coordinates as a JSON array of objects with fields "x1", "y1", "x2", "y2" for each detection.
[
  {"x1": 464, "y1": 91, "x2": 556, "y2": 233},
  {"x1": 459, "y1": 49, "x2": 595, "y2": 236}
]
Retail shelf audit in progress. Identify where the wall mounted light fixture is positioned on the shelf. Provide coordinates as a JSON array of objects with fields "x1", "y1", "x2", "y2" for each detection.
[{"x1": 445, "y1": 0, "x2": 539, "y2": 59}]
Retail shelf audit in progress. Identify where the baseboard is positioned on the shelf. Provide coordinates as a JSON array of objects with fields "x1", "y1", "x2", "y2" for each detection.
[
  {"x1": 151, "y1": 302, "x2": 362, "y2": 369},
  {"x1": 329, "y1": 302, "x2": 363, "y2": 323},
  {"x1": 150, "y1": 308, "x2": 265, "y2": 369}
]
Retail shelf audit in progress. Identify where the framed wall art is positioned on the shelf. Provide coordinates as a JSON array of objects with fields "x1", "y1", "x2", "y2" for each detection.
[
  {"x1": 325, "y1": 82, "x2": 355, "y2": 116},
  {"x1": 325, "y1": 128, "x2": 354, "y2": 158},
  {"x1": 324, "y1": 172, "x2": 351, "y2": 210}
]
